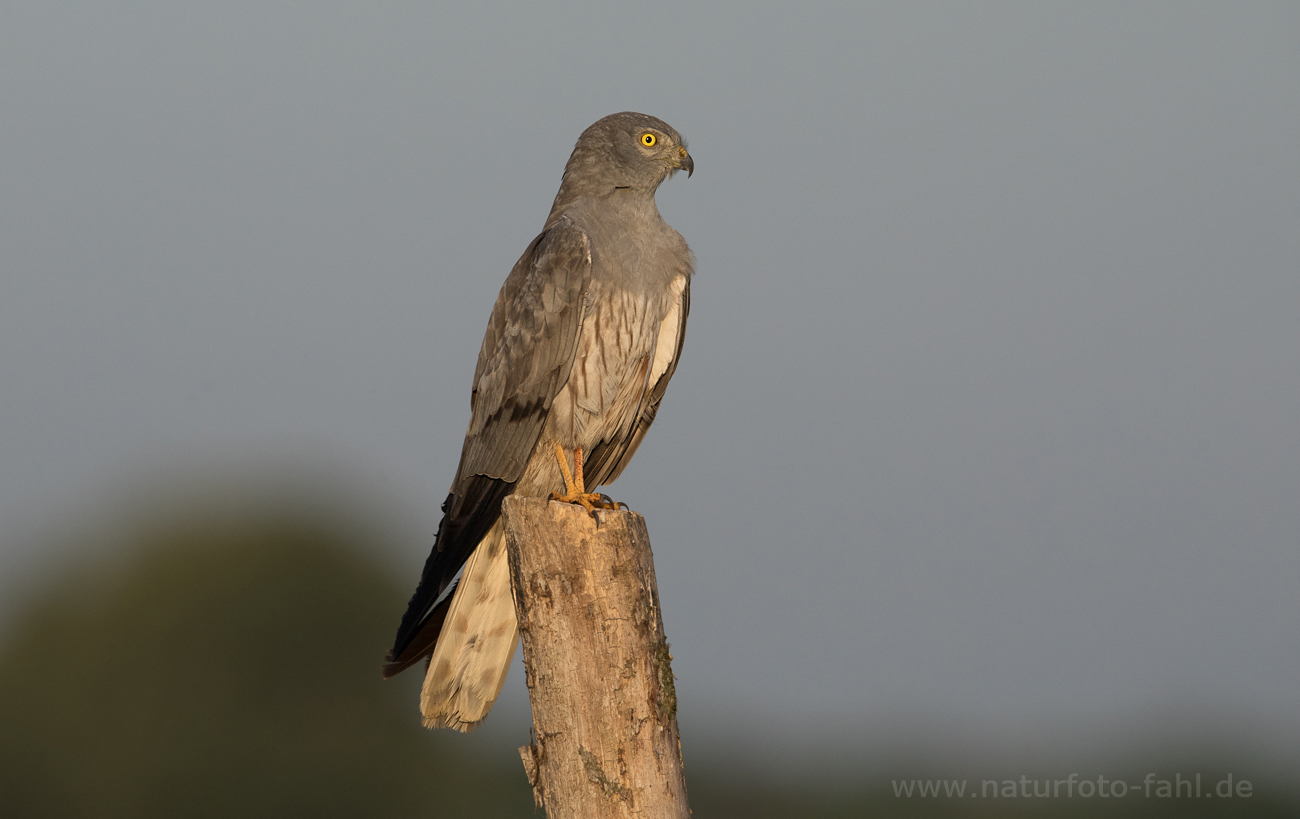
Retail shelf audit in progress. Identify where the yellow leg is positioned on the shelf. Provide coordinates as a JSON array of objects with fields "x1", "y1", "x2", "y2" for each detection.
[
  {"x1": 550, "y1": 443, "x2": 621, "y2": 516},
  {"x1": 552, "y1": 442, "x2": 579, "y2": 498}
]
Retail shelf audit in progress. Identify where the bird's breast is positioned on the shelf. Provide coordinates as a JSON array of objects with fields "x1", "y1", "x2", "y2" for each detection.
[{"x1": 569, "y1": 282, "x2": 659, "y2": 420}]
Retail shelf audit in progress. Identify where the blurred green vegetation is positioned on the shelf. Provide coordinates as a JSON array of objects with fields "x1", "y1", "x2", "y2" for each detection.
[
  {"x1": 1, "y1": 494, "x2": 1295, "y2": 818},
  {"x1": 0, "y1": 501, "x2": 534, "y2": 818}
]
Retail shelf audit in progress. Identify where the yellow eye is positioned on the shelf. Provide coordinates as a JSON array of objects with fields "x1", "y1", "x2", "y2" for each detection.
[{"x1": 641, "y1": 133, "x2": 657, "y2": 147}]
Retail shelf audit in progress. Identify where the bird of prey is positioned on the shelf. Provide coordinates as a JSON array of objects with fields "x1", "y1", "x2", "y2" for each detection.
[{"x1": 383, "y1": 112, "x2": 694, "y2": 731}]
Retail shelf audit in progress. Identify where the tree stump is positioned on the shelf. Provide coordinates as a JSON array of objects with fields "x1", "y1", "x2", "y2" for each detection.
[{"x1": 501, "y1": 497, "x2": 689, "y2": 819}]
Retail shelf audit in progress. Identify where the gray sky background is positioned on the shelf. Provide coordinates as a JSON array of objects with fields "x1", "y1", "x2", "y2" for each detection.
[{"x1": 3, "y1": 2, "x2": 1297, "y2": 769}]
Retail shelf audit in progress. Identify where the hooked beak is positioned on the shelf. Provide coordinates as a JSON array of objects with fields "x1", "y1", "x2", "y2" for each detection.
[{"x1": 672, "y1": 146, "x2": 694, "y2": 178}]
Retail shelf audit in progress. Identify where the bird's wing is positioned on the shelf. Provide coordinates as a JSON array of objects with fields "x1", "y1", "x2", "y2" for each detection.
[
  {"x1": 387, "y1": 221, "x2": 591, "y2": 666},
  {"x1": 585, "y1": 274, "x2": 690, "y2": 487},
  {"x1": 459, "y1": 220, "x2": 591, "y2": 486}
]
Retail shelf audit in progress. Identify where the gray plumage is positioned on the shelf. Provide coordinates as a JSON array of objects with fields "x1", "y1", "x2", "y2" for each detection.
[{"x1": 385, "y1": 112, "x2": 694, "y2": 730}]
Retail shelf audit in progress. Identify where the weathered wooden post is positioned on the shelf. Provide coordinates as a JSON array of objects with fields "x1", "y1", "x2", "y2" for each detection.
[{"x1": 501, "y1": 496, "x2": 689, "y2": 818}]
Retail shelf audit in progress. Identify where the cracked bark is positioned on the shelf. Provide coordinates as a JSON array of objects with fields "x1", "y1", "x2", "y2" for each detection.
[{"x1": 502, "y1": 497, "x2": 689, "y2": 819}]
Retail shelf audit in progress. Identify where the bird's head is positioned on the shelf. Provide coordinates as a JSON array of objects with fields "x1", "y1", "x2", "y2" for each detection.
[{"x1": 565, "y1": 112, "x2": 693, "y2": 194}]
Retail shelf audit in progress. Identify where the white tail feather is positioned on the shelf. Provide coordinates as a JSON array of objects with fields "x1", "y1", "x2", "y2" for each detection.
[{"x1": 419, "y1": 519, "x2": 519, "y2": 731}]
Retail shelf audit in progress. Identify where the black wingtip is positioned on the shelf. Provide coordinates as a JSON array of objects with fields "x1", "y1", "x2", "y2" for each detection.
[{"x1": 384, "y1": 578, "x2": 458, "y2": 678}]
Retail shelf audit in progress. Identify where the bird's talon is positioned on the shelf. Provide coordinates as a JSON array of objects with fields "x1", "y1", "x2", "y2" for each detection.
[{"x1": 549, "y1": 444, "x2": 623, "y2": 514}]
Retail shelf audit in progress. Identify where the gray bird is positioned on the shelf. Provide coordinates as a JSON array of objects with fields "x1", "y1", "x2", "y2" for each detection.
[{"x1": 384, "y1": 112, "x2": 694, "y2": 730}]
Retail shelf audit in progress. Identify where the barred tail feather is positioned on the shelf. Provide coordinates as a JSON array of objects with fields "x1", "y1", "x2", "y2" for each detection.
[{"x1": 419, "y1": 519, "x2": 519, "y2": 731}]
